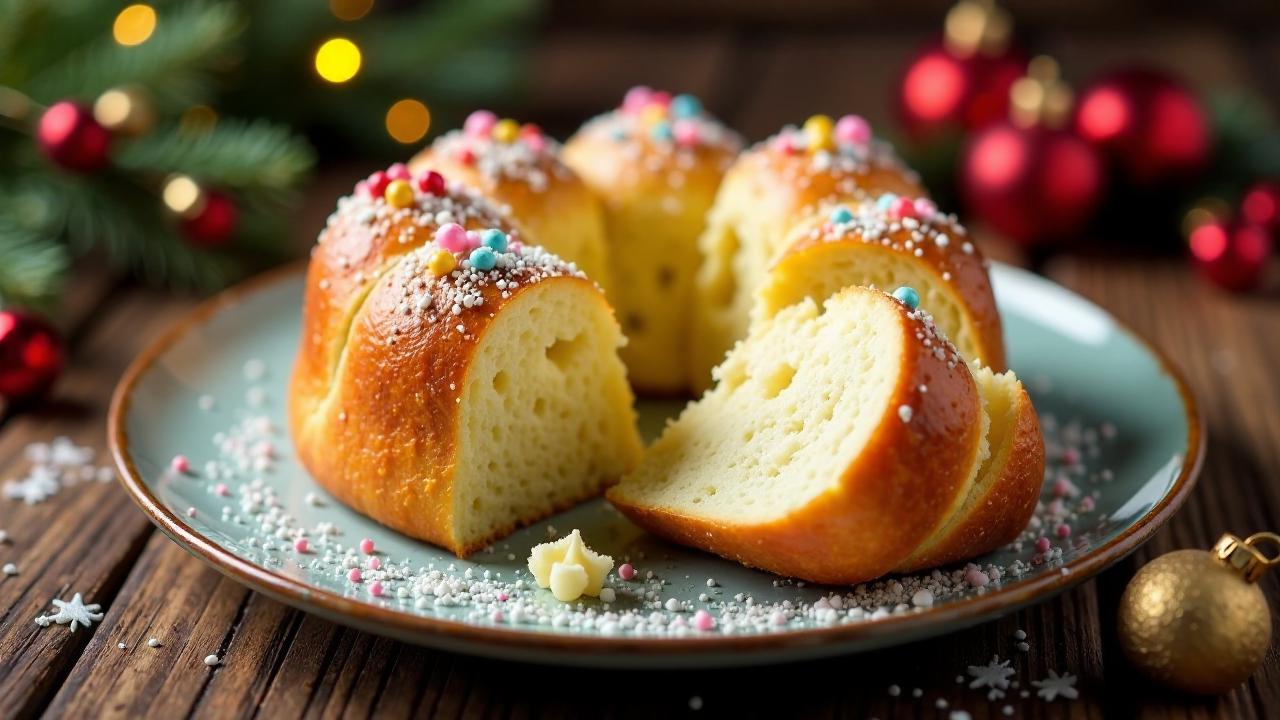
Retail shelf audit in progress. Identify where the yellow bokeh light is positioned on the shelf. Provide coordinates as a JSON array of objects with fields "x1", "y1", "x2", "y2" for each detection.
[
  {"x1": 113, "y1": 4, "x2": 157, "y2": 47},
  {"x1": 385, "y1": 99, "x2": 431, "y2": 144},
  {"x1": 315, "y1": 38, "x2": 362, "y2": 84},
  {"x1": 178, "y1": 105, "x2": 218, "y2": 135},
  {"x1": 330, "y1": 0, "x2": 374, "y2": 21}
]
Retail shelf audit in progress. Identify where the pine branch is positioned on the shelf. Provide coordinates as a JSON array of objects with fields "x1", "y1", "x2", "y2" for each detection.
[
  {"x1": 115, "y1": 119, "x2": 315, "y2": 193},
  {"x1": 0, "y1": 215, "x2": 68, "y2": 311},
  {"x1": 26, "y1": 1, "x2": 240, "y2": 111}
]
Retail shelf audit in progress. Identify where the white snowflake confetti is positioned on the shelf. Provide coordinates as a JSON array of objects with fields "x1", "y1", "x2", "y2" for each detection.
[
  {"x1": 34, "y1": 593, "x2": 103, "y2": 631},
  {"x1": 968, "y1": 656, "x2": 1015, "y2": 700},
  {"x1": 1032, "y1": 669, "x2": 1079, "y2": 701}
]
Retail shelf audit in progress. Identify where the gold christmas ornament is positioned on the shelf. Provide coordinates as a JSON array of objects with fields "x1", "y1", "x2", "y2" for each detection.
[{"x1": 1118, "y1": 532, "x2": 1277, "y2": 695}]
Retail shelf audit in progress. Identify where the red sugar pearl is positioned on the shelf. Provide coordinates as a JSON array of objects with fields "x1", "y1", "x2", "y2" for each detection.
[
  {"x1": 1056, "y1": 524, "x2": 1072, "y2": 538},
  {"x1": 365, "y1": 170, "x2": 390, "y2": 199},
  {"x1": 618, "y1": 563, "x2": 636, "y2": 581},
  {"x1": 360, "y1": 538, "x2": 375, "y2": 555},
  {"x1": 294, "y1": 538, "x2": 310, "y2": 553},
  {"x1": 417, "y1": 170, "x2": 445, "y2": 196},
  {"x1": 1034, "y1": 536, "x2": 1052, "y2": 553},
  {"x1": 890, "y1": 196, "x2": 917, "y2": 220}
]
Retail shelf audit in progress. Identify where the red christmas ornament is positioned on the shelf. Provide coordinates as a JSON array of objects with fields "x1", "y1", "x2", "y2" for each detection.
[
  {"x1": 1241, "y1": 182, "x2": 1280, "y2": 233},
  {"x1": 182, "y1": 192, "x2": 238, "y2": 249},
  {"x1": 1189, "y1": 220, "x2": 1273, "y2": 292},
  {"x1": 897, "y1": 42, "x2": 1025, "y2": 141},
  {"x1": 1073, "y1": 69, "x2": 1210, "y2": 186},
  {"x1": 959, "y1": 121, "x2": 1105, "y2": 246},
  {"x1": 0, "y1": 310, "x2": 64, "y2": 406},
  {"x1": 37, "y1": 101, "x2": 112, "y2": 172}
]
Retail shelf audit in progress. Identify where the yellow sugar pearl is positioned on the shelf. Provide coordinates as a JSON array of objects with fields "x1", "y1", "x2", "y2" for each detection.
[
  {"x1": 428, "y1": 249, "x2": 457, "y2": 276},
  {"x1": 641, "y1": 104, "x2": 667, "y2": 127},
  {"x1": 804, "y1": 114, "x2": 834, "y2": 151},
  {"x1": 492, "y1": 119, "x2": 520, "y2": 143},
  {"x1": 384, "y1": 179, "x2": 415, "y2": 208}
]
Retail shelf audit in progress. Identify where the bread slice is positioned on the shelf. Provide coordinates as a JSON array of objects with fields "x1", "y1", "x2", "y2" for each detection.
[
  {"x1": 756, "y1": 201, "x2": 1005, "y2": 371},
  {"x1": 610, "y1": 286, "x2": 1011, "y2": 584}
]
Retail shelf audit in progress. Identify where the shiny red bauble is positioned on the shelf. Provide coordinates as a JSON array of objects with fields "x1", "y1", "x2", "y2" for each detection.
[
  {"x1": 181, "y1": 192, "x2": 238, "y2": 249},
  {"x1": 1189, "y1": 220, "x2": 1273, "y2": 292},
  {"x1": 1241, "y1": 182, "x2": 1280, "y2": 233},
  {"x1": 37, "y1": 101, "x2": 112, "y2": 172},
  {"x1": 897, "y1": 42, "x2": 1025, "y2": 141},
  {"x1": 0, "y1": 310, "x2": 64, "y2": 406},
  {"x1": 1073, "y1": 69, "x2": 1210, "y2": 186},
  {"x1": 959, "y1": 121, "x2": 1105, "y2": 246}
]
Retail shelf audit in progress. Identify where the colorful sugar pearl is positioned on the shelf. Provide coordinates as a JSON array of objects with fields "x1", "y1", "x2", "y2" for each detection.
[
  {"x1": 359, "y1": 538, "x2": 375, "y2": 555},
  {"x1": 641, "y1": 104, "x2": 667, "y2": 128},
  {"x1": 649, "y1": 90, "x2": 672, "y2": 108},
  {"x1": 214, "y1": 483, "x2": 229, "y2": 497},
  {"x1": 520, "y1": 124, "x2": 546, "y2": 153},
  {"x1": 364, "y1": 170, "x2": 390, "y2": 199},
  {"x1": 913, "y1": 197, "x2": 937, "y2": 218},
  {"x1": 492, "y1": 118, "x2": 519, "y2": 144},
  {"x1": 464, "y1": 110, "x2": 497, "y2": 139},
  {"x1": 890, "y1": 196, "x2": 917, "y2": 220},
  {"x1": 803, "y1": 114, "x2": 834, "y2": 152},
  {"x1": 1034, "y1": 536, "x2": 1052, "y2": 553},
  {"x1": 1056, "y1": 524, "x2": 1072, "y2": 538},
  {"x1": 456, "y1": 147, "x2": 475, "y2": 165},
  {"x1": 650, "y1": 121, "x2": 673, "y2": 142},
  {"x1": 834, "y1": 114, "x2": 871, "y2": 146},
  {"x1": 480, "y1": 229, "x2": 508, "y2": 252},
  {"x1": 829, "y1": 206, "x2": 854, "y2": 225},
  {"x1": 294, "y1": 538, "x2": 309, "y2": 553},
  {"x1": 694, "y1": 609, "x2": 716, "y2": 632},
  {"x1": 170, "y1": 455, "x2": 190, "y2": 474},
  {"x1": 348, "y1": 568, "x2": 363, "y2": 583},
  {"x1": 384, "y1": 179, "x2": 415, "y2": 209},
  {"x1": 368, "y1": 556, "x2": 381, "y2": 570},
  {"x1": 622, "y1": 86, "x2": 654, "y2": 114},
  {"x1": 435, "y1": 223, "x2": 469, "y2": 253},
  {"x1": 428, "y1": 249, "x2": 456, "y2": 277},
  {"x1": 876, "y1": 193, "x2": 898, "y2": 212},
  {"x1": 617, "y1": 563, "x2": 636, "y2": 581},
  {"x1": 417, "y1": 170, "x2": 445, "y2": 197},
  {"x1": 673, "y1": 119, "x2": 699, "y2": 147},
  {"x1": 386, "y1": 163, "x2": 411, "y2": 181},
  {"x1": 469, "y1": 246, "x2": 497, "y2": 271},
  {"x1": 464, "y1": 230, "x2": 482, "y2": 251},
  {"x1": 670, "y1": 93, "x2": 701, "y2": 119},
  {"x1": 893, "y1": 286, "x2": 920, "y2": 310},
  {"x1": 369, "y1": 581, "x2": 384, "y2": 597}
]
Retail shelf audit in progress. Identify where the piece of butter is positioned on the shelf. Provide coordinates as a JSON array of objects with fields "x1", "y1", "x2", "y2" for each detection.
[{"x1": 527, "y1": 529, "x2": 613, "y2": 602}]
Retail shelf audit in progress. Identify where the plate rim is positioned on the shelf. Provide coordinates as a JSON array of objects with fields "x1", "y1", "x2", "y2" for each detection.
[{"x1": 108, "y1": 262, "x2": 1205, "y2": 661}]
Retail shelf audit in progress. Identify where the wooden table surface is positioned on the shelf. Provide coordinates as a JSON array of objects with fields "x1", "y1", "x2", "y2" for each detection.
[{"x1": 3, "y1": 18, "x2": 1280, "y2": 719}]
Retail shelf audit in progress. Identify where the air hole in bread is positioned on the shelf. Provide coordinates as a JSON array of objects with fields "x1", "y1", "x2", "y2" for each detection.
[
  {"x1": 492, "y1": 370, "x2": 509, "y2": 393},
  {"x1": 704, "y1": 227, "x2": 740, "y2": 307},
  {"x1": 761, "y1": 363, "x2": 796, "y2": 399},
  {"x1": 545, "y1": 333, "x2": 585, "y2": 370},
  {"x1": 656, "y1": 266, "x2": 676, "y2": 289}
]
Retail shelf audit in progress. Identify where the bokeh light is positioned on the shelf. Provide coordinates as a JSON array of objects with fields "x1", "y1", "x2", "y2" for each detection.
[
  {"x1": 113, "y1": 4, "x2": 157, "y2": 47},
  {"x1": 179, "y1": 105, "x2": 218, "y2": 135},
  {"x1": 385, "y1": 99, "x2": 431, "y2": 144},
  {"x1": 330, "y1": 0, "x2": 374, "y2": 21},
  {"x1": 315, "y1": 38, "x2": 362, "y2": 84}
]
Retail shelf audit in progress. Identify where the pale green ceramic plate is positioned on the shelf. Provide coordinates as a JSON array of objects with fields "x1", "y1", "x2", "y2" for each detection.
[{"x1": 109, "y1": 264, "x2": 1201, "y2": 668}]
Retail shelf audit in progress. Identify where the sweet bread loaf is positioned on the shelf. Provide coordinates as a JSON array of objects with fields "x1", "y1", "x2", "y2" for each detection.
[
  {"x1": 756, "y1": 198, "x2": 1006, "y2": 371},
  {"x1": 563, "y1": 88, "x2": 742, "y2": 394},
  {"x1": 289, "y1": 166, "x2": 643, "y2": 555},
  {"x1": 609, "y1": 286, "x2": 1042, "y2": 584},
  {"x1": 689, "y1": 116, "x2": 925, "y2": 392},
  {"x1": 409, "y1": 112, "x2": 611, "y2": 287}
]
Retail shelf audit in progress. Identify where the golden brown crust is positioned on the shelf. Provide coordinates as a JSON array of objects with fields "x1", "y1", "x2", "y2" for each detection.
[
  {"x1": 610, "y1": 290, "x2": 986, "y2": 584},
  {"x1": 771, "y1": 204, "x2": 1006, "y2": 371},
  {"x1": 895, "y1": 382, "x2": 1043, "y2": 572}
]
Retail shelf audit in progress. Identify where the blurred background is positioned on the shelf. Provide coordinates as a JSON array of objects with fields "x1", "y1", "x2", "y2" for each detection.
[{"x1": 1, "y1": 0, "x2": 1279, "y2": 404}]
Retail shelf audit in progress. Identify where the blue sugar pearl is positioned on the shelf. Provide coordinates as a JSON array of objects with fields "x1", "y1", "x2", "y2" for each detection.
[
  {"x1": 876, "y1": 193, "x2": 898, "y2": 212},
  {"x1": 829, "y1": 206, "x2": 854, "y2": 225},
  {"x1": 893, "y1": 286, "x2": 920, "y2": 310},
  {"x1": 481, "y1": 229, "x2": 508, "y2": 253},
  {"x1": 469, "y1": 246, "x2": 497, "y2": 271},
  {"x1": 670, "y1": 94, "x2": 702, "y2": 119},
  {"x1": 650, "y1": 121, "x2": 673, "y2": 142}
]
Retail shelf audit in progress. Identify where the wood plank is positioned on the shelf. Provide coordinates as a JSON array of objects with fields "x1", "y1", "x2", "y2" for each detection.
[{"x1": 0, "y1": 288, "x2": 197, "y2": 719}]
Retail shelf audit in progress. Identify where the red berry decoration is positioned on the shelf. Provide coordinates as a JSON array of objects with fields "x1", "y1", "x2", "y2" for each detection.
[
  {"x1": 1241, "y1": 182, "x2": 1280, "y2": 233},
  {"x1": 1073, "y1": 68, "x2": 1210, "y2": 187},
  {"x1": 416, "y1": 170, "x2": 445, "y2": 196},
  {"x1": 37, "y1": 101, "x2": 112, "y2": 172},
  {"x1": 181, "y1": 192, "x2": 238, "y2": 249},
  {"x1": 959, "y1": 121, "x2": 1105, "y2": 246},
  {"x1": 1189, "y1": 220, "x2": 1273, "y2": 292},
  {"x1": 0, "y1": 310, "x2": 64, "y2": 406}
]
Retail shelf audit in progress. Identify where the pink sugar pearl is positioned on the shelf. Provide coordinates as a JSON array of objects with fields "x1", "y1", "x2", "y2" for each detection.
[
  {"x1": 1079, "y1": 496, "x2": 1096, "y2": 512},
  {"x1": 464, "y1": 230, "x2": 482, "y2": 251},
  {"x1": 170, "y1": 455, "x2": 190, "y2": 474},
  {"x1": 1063, "y1": 447, "x2": 1081, "y2": 465},
  {"x1": 694, "y1": 610, "x2": 715, "y2": 632},
  {"x1": 673, "y1": 119, "x2": 700, "y2": 147},
  {"x1": 913, "y1": 197, "x2": 937, "y2": 218},
  {"x1": 386, "y1": 163, "x2": 411, "y2": 181},
  {"x1": 435, "y1": 223, "x2": 469, "y2": 253},
  {"x1": 1034, "y1": 536, "x2": 1052, "y2": 553},
  {"x1": 618, "y1": 563, "x2": 636, "y2": 581},
  {"x1": 367, "y1": 556, "x2": 381, "y2": 570},
  {"x1": 491, "y1": 610, "x2": 504, "y2": 623},
  {"x1": 648, "y1": 90, "x2": 672, "y2": 108},
  {"x1": 369, "y1": 581, "x2": 384, "y2": 597},
  {"x1": 834, "y1": 114, "x2": 871, "y2": 146},
  {"x1": 359, "y1": 538, "x2": 375, "y2": 555},
  {"x1": 522, "y1": 130, "x2": 546, "y2": 154},
  {"x1": 213, "y1": 483, "x2": 229, "y2": 497},
  {"x1": 464, "y1": 110, "x2": 497, "y2": 139},
  {"x1": 1052, "y1": 477, "x2": 1076, "y2": 498},
  {"x1": 348, "y1": 568, "x2": 363, "y2": 583},
  {"x1": 1056, "y1": 524, "x2": 1072, "y2": 538},
  {"x1": 965, "y1": 567, "x2": 991, "y2": 587},
  {"x1": 622, "y1": 86, "x2": 654, "y2": 114},
  {"x1": 497, "y1": 592, "x2": 509, "y2": 602},
  {"x1": 294, "y1": 538, "x2": 310, "y2": 553}
]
